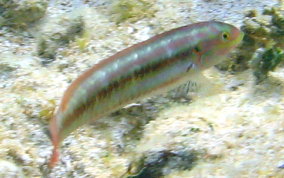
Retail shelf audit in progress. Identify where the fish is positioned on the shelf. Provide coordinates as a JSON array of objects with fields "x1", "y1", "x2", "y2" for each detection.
[{"x1": 48, "y1": 21, "x2": 244, "y2": 167}]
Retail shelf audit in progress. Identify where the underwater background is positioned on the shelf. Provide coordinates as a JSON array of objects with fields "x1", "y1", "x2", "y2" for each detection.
[{"x1": 0, "y1": 0, "x2": 283, "y2": 177}]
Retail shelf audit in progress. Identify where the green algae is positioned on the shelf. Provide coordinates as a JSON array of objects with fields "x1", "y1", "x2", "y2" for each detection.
[
  {"x1": 0, "y1": 0, "x2": 48, "y2": 28},
  {"x1": 109, "y1": 0, "x2": 156, "y2": 24},
  {"x1": 38, "y1": 99, "x2": 56, "y2": 122},
  {"x1": 75, "y1": 31, "x2": 91, "y2": 52},
  {"x1": 263, "y1": 7, "x2": 284, "y2": 48},
  {"x1": 217, "y1": 5, "x2": 284, "y2": 83},
  {"x1": 250, "y1": 47, "x2": 284, "y2": 83}
]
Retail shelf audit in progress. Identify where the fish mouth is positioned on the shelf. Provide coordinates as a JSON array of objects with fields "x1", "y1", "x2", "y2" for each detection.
[
  {"x1": 236, "y1": 31, "x2": 244, "y2": 44},
  {"x1": 230, "y1": 30, "x2": 244, "y2": 49}
]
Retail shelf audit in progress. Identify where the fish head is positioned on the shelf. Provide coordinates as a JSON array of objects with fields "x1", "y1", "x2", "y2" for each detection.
[{"x1": 196, "y1": 21, "x2": 244, "y2": 69}]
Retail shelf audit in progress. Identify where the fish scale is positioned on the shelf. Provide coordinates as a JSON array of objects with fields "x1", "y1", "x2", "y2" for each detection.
[{"x1": 48, "y1": 21, "x2": 244, "y2": 167}]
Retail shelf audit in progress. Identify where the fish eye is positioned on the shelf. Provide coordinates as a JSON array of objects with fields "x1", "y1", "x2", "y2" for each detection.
[
  {"x1": 221, "y1": 32, "x2": 230, "y2": 41},
  {"x1": 194, "y1": 45, "x2": 201, "y2": 52}
]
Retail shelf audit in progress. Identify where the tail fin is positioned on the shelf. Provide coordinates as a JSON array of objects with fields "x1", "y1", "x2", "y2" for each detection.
[
  {"x1": 48, "y1": 146, "x2": 59, "y2": 168},
  {"x1": 48, "y1": 115, "x2": 60, "y2": 168}
]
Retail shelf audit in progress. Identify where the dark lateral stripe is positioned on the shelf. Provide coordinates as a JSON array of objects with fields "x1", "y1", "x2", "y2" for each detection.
[
  {"x1": 59, "y1": 21, "x2": 215, "y2": 112},
  {"x1": 61, "y1": 48, "x2": 193, "y2": 131},
  {"x1": 85, "y1": 33, "x2": 197, "y2": 98},
  {"x1": 49, "y1": 20, "x2": 244, "y2": 169},
  {"x1": 60, "y1": 28, "x2": 215, "y2": 131}
]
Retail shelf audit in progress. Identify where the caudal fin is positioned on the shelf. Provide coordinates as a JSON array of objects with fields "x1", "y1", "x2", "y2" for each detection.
[
  {"x1": 48, "y1": 115, "x2": 60, "y2": 168},
  {"x1": 48, "y1": 146, "x2": 59, "y2": 168}
]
